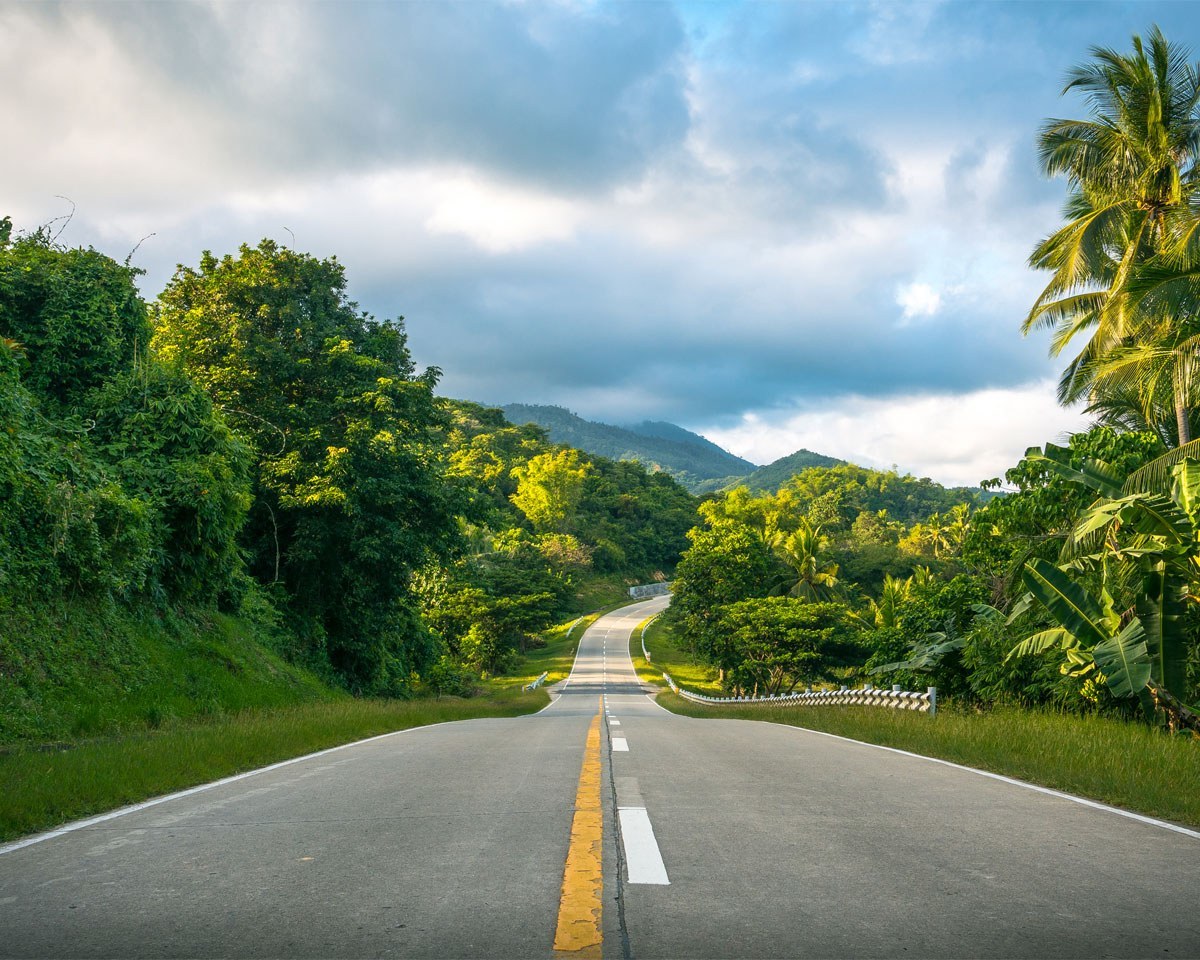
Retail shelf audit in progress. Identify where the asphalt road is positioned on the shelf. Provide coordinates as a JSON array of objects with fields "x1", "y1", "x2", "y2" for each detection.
[{"x1": 2, "y1": 596, "x2": 1197, "y2": 959}]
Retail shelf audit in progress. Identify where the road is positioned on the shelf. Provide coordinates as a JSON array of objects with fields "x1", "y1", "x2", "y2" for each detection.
[{"x1": 2, "y1": 597, "x2": 1197, "y2": 959}]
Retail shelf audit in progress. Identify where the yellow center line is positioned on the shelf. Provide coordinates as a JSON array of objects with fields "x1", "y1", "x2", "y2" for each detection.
[{"x1": 553, "y1": 704, "x2": 604, "y2": 957}]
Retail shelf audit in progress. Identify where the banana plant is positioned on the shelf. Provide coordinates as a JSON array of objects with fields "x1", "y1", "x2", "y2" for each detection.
[
  {"x1": 1013, "y1": 444, "x2": 1198, "y2": 711},
  {"x1": 1010, "y1": 558, "x2": 1150, "y2": 699}
]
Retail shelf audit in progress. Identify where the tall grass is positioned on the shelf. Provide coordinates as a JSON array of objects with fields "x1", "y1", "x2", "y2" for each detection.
[
  {"x1": 664, "y1": 696, "x2": 1200, "y2": 829},
  {"x1": 0, "y1": 690, "x2": 547, "y2": 842}
]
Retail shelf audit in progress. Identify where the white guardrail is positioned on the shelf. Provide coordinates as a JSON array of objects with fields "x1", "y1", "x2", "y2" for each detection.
[
  {"x1": 639, "y1": 614, "x2": 660, "y2": 664},
  {"x1": 662, "y1": 673, "x2": 937, "y2": 716},
  {"x1": 523, "y1": 671, "x2": 549, "y2": 692}
]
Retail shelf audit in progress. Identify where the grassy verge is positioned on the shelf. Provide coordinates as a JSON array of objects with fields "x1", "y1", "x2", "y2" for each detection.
[
  {"x1": 633, "y1": 615, "x2": 723, "y2": 696},
  {"x1": 0, "y1": 596, "x2": 337, "y2": 746},
  {"x1": 0, "y1": 688, "x2": 547, "y2": 843},
  {"x1": 661, "y1": 695, "x2": 1200, "y2": 829}
]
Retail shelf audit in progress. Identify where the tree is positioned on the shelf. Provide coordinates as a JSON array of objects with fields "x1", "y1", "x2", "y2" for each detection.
[
  {"x1": 666, "y1": 519, "x2": 781, "y2": 658},
  {"x1": 510, "y1": 448, "x2": 590, "y2": 533},
  {"x1": 154, "y1": 240, "x2": 460, "y2": 692},
  {"x1": 0, "y1": 228, "x2": 150, "y2": 409},
  {"x1": 773, "y1": 519, "x2": 840, "y2": 600},
  {"x1": 714, "y1": 598, "x2": 854, "y2": 698},
  {"x1": 90, "y1": 362, "x2": 251, "y2": 603},
  {"x1": 1025, "y1": 27, "x2": 1200, "y2": 443},
  {"x1": 1009, "y1": 444, "x2": 1200, "y2": 724}
]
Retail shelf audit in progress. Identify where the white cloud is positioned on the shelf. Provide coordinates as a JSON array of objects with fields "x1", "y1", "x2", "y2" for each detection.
[
  {"x1": 896, "y1": 281, "x2": 942, "y2": 322},
  {"x1": 697, "y1": 380, "x2": 1092, "y2": 488},
  {"x1": 425, "y1": 175, "x2": 582, "y2": 254}
]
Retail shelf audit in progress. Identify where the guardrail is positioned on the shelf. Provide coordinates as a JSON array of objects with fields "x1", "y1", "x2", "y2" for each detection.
[
  {"x1": 639, "y1": 614, "x2": 660, "y2": 664},
  {"x1": 523, "y1": 671, "x2": 549, "y2": 692},
  {"x1": 662, "y1": 673, "x2": 937, "y2": 716}
]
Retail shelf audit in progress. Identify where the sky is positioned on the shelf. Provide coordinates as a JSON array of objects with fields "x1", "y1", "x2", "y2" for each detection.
[{"x1": 5, "y1": 0, "x2": 1200, "y2": 486}]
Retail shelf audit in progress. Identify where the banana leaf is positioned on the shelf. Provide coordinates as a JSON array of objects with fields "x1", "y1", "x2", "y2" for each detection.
[
  {"x1": 1092, "y1": 620, "x2": 1151, "y2": 698},
  {"x1": 1006, "y1": 627, "x2": 1072, "y2": 662},
  {"x1": 1021, "y1": 558, "x2": 1110, "y2": 648}
]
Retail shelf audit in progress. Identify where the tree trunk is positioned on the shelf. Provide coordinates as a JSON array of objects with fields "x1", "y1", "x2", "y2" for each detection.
[
  {"x1": 1147, "y1": 681, "x2": 1200, "y2": 736},
  {"x1": 1175, "y1": 394, "x2": 1191, "y2": 447}
]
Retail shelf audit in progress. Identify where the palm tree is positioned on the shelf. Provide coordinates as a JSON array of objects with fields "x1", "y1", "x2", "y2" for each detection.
[
  {"x1": 1024, "y1": 27, "x2": 1200, "y2": 444},
  {"x1": 773, "y1": 520, "x2": 839, "y2": 602}
]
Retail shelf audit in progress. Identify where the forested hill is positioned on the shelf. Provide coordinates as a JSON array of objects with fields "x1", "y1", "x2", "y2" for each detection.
[
  {"x1": 691, "y1": 448, "x2": 846, "y2": 494},
  {"x1": 500, "y1": 403, "x2": 756, "y2": 491}
]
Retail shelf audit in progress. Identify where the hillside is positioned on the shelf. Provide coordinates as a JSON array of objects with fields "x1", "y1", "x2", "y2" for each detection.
[
  {"x1": 0, "y1": 598, "x2": 338, "y2": 745},
  {"x1": 691, "y1": 448, "x2": 847, "y2": 494},
  {"x1": 499, "y1": 404, "x2": 756, "y2": 490}
]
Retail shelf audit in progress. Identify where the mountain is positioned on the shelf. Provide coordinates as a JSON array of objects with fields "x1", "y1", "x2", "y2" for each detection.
[
  {"x1": 499, "y1": 404, "x2": 755, "y2": 491},
  {"x1": 713, "y1": 448, "x2": 847, "y2": 494}
]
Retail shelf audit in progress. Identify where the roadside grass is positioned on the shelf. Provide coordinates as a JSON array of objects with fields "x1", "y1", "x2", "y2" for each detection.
[
  {"x1": 633, "y1": 615, "x2": 723, "y2": 696},
  {"x1": 661, "y1": 695, "x2": 1200, "y2": 829},
  {"x1": 0, "y1": 689, "x2": 547, "y2": 843},
  {"x1": 0, "y1": 597, "x2": 336, "y2": 746}
]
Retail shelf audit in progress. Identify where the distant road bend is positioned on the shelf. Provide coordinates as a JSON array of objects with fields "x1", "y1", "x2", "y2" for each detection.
[{"x1": 2, "y1": 597, "x2": 1197, "y2": 958}]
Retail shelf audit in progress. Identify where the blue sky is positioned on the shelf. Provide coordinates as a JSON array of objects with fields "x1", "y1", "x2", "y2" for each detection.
[{"x1": 6, "y1": 1, "x2": 1200, "y2": 484}]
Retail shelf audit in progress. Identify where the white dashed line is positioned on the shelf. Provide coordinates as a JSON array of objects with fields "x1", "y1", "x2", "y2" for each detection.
[{"x1": 618, "y1": 807, "x2": 669, "y2": 884}]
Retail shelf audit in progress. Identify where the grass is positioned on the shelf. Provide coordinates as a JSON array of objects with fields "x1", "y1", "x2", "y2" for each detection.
[
  {"x1": 0, "y1": 688, "x2": 547, "y2": 842},
  {"x1": 0, "y1": 596, "x2": 336, "y2": 745},
  {"x1": 632, "y1": 615, "x2": 723, "y2": 695},
  {"x1": 660, "y1": 695, "x2": 1200, "y2": 829}
]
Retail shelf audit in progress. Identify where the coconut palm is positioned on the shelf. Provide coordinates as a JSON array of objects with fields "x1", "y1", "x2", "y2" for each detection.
[
  {"x1": 1025, "y1": 27, "x2": 1200, "y2": 443},
  {"x1": 773, "y1": 520, "x2": 839, "y2": 602}
]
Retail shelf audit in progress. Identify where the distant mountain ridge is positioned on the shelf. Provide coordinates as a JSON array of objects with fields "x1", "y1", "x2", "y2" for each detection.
[
  {"x1": 499, "y1": 404, "x2": 755, "y2": 491},
  {"x1": 494, "y1": 403, "x2": 990, "y2": 503},
  {"x1": 690, "y1": 448, "x2": 846, "y2": 495}
]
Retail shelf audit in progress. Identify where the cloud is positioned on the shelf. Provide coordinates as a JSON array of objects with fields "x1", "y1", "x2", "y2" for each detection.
[
  {"x1": 896, "y1": 281, "x2": 942, "y2": 322},
  {"x1": 8, "y1": 1, "x2": 1200, "y2": 486},
  {"x1": 697, "y1": 380, "x2": 1093, "y2": 488},
  {"x1": 0, "y1": 2, "x2": 691, "y2": 208},
  {"x1": 424, "y1": 176, "x2": 583, "y2": 254}
]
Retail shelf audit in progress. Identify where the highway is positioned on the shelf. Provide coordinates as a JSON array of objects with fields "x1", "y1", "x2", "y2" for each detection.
[{"x1": 2, "y1": 596, "x2": 1197, "y2": 958}]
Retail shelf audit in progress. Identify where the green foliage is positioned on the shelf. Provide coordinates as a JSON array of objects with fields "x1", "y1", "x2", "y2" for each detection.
[
  {"x1": 778, "y1": 463, "x2": 988, "y2": 530},
  {"x1": 510, "y1": 448, "x2": 590, "y2": 533},
  {"x1": 666, "y1": 517, "x2": 781, "y2": 646},
  {"x1": 90, "y1": 362, "x2": 251, "y2": 604},
  {"x1": 1026, "y1": 26, "x2": 1200, "y2": 445},
  {"x1": 962, "y1": 425, "x2": 1162, "y2": 579},
  {"x1": 710, "y1": 598, "x2": 858, "y2": 697},
  {"x1": 154, "y1": 240, "x2": 460, "y2": 693},
  {"x1": 0, "y1": 229, "x2": 150, "y2": 409}
]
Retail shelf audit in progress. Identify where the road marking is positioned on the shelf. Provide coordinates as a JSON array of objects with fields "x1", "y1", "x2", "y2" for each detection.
[
  {"x1": 553, "y1": 709, "x2": 603, "y2": 957},
  {"x1": 618, "y1": 807, "x2": 669, "y2": 885},
  {"x1": 612, "y1": 737, "x2": 628, "y2": 752},
  {"x1": 610, "y1": 720, "x2": 620, "y2": 726}
]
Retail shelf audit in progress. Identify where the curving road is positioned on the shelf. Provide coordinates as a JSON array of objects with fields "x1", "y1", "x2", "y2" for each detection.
[{"x1": 2, "y1": 597, "x2": 1197, "y2": 958}]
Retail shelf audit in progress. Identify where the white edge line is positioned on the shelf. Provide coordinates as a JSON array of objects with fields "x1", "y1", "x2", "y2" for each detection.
[
  {"x1": 1, "y1": 720, "x2": 451, "y2": 857},
  {"x1": 753, "y1": 719, "x2": 1200, "y2": 841}
]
